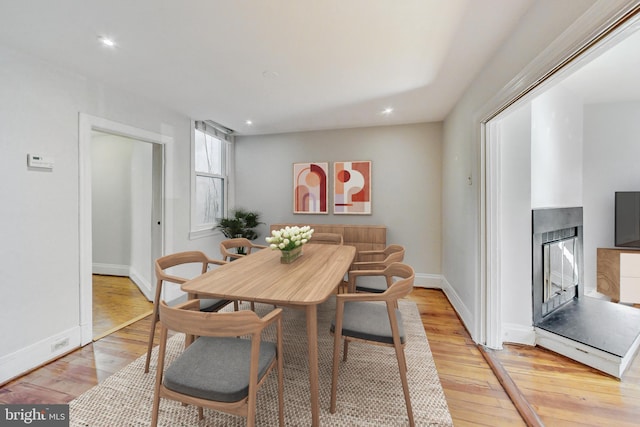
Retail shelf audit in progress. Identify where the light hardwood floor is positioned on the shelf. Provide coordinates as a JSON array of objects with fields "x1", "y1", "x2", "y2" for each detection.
[
  {"x1": 92, "y1": 274, "x2": 153, "y2": 340},
  {"x1": 1, "y1": 286, "x2": 639, "y2": 426},
  {"x1": 407, "y1": 288, "x2": 640, "y2": 426}
]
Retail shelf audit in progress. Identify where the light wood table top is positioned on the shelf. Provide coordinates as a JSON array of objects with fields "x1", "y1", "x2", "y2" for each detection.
[
  {"x1": 182, "y1": 243, "x2": 356, "y2": 305},
  {"x1": 181, "y1": 243, "x2": 356, "y2": 426}
]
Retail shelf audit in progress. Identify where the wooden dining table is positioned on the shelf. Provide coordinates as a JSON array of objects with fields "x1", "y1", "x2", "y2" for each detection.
[{"x1": 181, "y1": 243, "x2": 356, "y2": 426}]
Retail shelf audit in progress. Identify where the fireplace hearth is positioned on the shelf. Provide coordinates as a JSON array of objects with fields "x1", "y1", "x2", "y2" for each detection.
[{"x1": 531, "y1": 207, "x2": 640, "y2": 377}]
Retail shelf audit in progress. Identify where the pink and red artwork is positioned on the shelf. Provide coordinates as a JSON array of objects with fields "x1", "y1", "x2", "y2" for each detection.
[
  {"x1": 293, "y1": 162, "x2": 328, "y2": 214},
  {"x1": 333, "y1": 161, "x2": 371, "y2": 214}
]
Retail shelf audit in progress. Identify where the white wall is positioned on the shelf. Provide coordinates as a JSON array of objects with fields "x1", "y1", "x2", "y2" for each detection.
[
  {"x1": 234, "y1": 123, "x2": 442, "y2": 281},
  {"x1": 0, "y1": 44, "x2": 221, "y2": 383},
  {"x1": 583, "y1": 101, "x2": 640, "y2": 293},
  {"x1": 498, "y1": 103, "x2": 533, "y2": 341},
  {"x1": 531, "y1": 85, "x2": 584, "y2": 209},
  {"x1": 129, "y1": 140, "x2": 153, "y2": 289},
  {"x1": 91, "y1": 133, "x2": 134, "y2": 271},
  {"x1": 442, "y1": 0, "x2": 597, "y2": 340},
  {"x1": 495, "y1": 84, "x2": 584, "y2": 344}
]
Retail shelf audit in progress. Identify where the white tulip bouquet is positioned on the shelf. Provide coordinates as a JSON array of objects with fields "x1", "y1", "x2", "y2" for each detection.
[{"x1": 266, "y1": 225, "x2": 314, "y2": 251}]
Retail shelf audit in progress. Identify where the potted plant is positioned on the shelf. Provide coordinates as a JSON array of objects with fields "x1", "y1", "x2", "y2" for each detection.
[{"x1": 215, "y1": 209, "x2": 263, "y2": 254}]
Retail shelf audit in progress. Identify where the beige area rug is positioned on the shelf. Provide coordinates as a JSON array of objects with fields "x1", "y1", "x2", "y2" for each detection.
[{"x1": 70, "y1": 298, "x2": 453, "y2": 426}]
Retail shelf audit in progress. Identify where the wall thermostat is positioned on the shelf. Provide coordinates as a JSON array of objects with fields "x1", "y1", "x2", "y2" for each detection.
[{"x1": 27, "y1": 154, "x2": 54, "y2": 170}]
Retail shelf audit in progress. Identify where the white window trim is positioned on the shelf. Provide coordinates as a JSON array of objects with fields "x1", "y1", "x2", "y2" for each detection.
[{"x1": 189, "y1": 120, "x2": 234, "y2": 240}]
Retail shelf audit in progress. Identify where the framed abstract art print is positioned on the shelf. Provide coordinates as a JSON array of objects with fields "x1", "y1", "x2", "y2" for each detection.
[
  {"x1": 333, "y1": 160, "x2": 371, "y2": 214},
  {"x1": 293, "y1": 162, "x2": 329, "y2": 214}
]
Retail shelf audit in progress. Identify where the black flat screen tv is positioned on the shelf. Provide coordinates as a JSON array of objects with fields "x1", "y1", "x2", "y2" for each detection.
[{"x1": 615, "y1": 191, "x2": 640, "y2": 248}]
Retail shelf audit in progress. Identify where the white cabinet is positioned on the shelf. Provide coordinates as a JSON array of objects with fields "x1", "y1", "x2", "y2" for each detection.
[{"x1": 620, "y1": 253, "x2": 640, "y2": 303}]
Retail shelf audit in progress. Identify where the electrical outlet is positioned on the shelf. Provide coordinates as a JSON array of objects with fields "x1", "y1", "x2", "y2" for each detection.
[{"x1": 51, "y1": 337, "x2": 69, "y2": 353}]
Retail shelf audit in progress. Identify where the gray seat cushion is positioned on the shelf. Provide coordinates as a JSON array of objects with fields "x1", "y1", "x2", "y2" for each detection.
[
  {"x1": 354, "y1": 275, "x2": 388, "y2": 293},
  {"x1": 163, "y1": 336, "x2": 276, "y2": 402},
  {"x1": 331, "y1": 301, "x2": 405, "y2": 345},
  {"x1": 199, "y1": 298, "x2": 231, "y2": 312}
]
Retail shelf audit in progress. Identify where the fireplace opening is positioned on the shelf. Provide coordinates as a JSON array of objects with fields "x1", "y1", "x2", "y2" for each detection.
[
  {"x1": 544, "y1": 236, "x2": 578, "y2": 301},
  {"x1": 532, "y1": 207, "x2": 583, "y2": 325},
  {"x1": 541, "y1": 230, "x2": 579, "y2": 317}
]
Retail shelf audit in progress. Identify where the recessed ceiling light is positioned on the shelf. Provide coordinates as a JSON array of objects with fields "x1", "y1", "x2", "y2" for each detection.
[
  {"x1": 245, "y1": 120, "x2": 253, "y2": 126},
  {"x1": 99, "y1": 36, "x2": 116, "y2": 47},
  {"x1": 381, "y1": 107, "x2": 393, "y2": 115}
]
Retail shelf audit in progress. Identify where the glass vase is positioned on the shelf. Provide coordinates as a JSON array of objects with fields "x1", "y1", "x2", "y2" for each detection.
[{"x1": 280, "y1": 246, "x2": 303, "y2": 264}]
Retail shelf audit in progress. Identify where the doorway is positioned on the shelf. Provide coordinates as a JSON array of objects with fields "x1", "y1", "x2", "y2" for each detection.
[
  {"x1": 79, "y1": 114, "x2": 171, "y2": 346},
  {"x1": 483, "y1": 12, "x2": 640, "y2": 350},
  {"x1": 92, "y1": 274, "x2": 152, "y2": 340},
  {"x1": 90, "y1": 130, "x2": 157, "y2": 339}
]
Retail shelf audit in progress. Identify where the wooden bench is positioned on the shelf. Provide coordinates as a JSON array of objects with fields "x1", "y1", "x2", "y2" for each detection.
[{"x1": 269, "y1": 223, "x2": 386, "y2": 256}]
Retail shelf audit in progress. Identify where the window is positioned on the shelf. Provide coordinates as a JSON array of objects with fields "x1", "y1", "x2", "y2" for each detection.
[{"x1": 191, "y1": 121, "x2": 232, "y2": 236}]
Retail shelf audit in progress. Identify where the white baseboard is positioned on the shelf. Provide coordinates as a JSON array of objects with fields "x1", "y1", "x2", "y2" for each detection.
[
  {"x1": 502, "y1": 322, "x2": 536, "y2": 346},
  {"x1": 413, "y1": 274, "x2": 476, "y2": 342},
  {"x1": 395, "y1": 274, "x2": 534, "y2": 349},
  {"x1": 414, "y1": 273, "x2": 443, "y2": 288},
  {"x1": 92, "y1": 263, "x2": 153, "y2": 301},
  {"x1": 92, "y1": 263, "x2": 129, "y2": 276},
  {"x1": 0, "y1": 326, "x2": 81, "y2": 385},
  {"x1": 129, "y1": 266, "x2": 152, "y2": 301},
  {"x1": 2, "y1": 265, "x2": 152, "y2": 384},
  {"x1": 439, "y1": 276, "x2": 475, "y2": 341}
]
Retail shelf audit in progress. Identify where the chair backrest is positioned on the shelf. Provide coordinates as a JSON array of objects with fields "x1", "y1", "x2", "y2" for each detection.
[
  {"x1": 381, "y1": 262, "x2": 415, "y2": 300},
  {"x1": 155, "y1": 251, "x2": 212, "y2": 285},
  {"x1": 311, "y1": 232, "x2": 343, "y2": 245},
  {"x1": 159, "y1": 300, "x2": 267, "y2": 338},
  {"x1": 352, "y1": 245, "x2": 405, "y2": 272},
  {"x1": 382, "y1": 244, "x2": 405, "y2": 261},
  {"x1": 220, "y1": 237, "x2": 258, "y2": 260}
]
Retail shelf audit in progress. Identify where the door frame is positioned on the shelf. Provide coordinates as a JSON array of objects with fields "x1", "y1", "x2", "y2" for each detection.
[
  {"x1": 78, "y1": 113, "x2": 171, "y2": 345},
  {"x1": 479, "y1": 1, "x2": 640, "y2": 348}
]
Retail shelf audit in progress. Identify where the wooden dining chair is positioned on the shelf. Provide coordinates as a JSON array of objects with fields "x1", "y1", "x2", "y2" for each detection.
[
  {"x1": 347, "y1": 244, "x2": 405, "y2": 293},
  {"x1": 220, "y1": 237, "x2": 267, "y2": 261},
  {"x1": 151, "y1": 300, "x2": 284, "y2": 427},
  {"x1": 310, "y1": 232, "x2": 343, "y2": 245},
  {"x1": 330, "y1": 262, "x2": 415, "y2": 427},
  {"x1": 144, "y1": 251, "x2": 232, "y2": 373}
]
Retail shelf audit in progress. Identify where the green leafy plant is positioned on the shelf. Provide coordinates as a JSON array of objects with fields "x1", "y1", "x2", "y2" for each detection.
[{"x1": 215, "y1": 209, "x2": 263, "y2": 253}]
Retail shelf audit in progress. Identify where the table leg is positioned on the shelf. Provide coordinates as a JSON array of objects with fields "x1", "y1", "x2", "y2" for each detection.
[
  {"x1": 306, "y1": 304, "x2": 320, "y2": 426},
  {"x1": 185, "y1": 293, "x2": 196, "y2": 346}
]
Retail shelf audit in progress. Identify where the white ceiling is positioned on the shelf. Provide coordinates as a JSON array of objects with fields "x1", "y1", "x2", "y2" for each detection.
[
  {"x1": 0, "y1": 0, "x2": 536, "y2": 135},
  {"x1": 560, "y1": 28, "x2": 640, "y2": 104}
]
